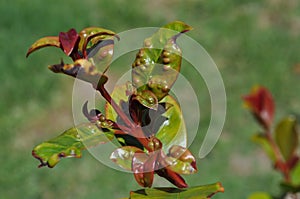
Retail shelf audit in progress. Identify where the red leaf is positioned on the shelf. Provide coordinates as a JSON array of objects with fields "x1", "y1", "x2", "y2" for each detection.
[
  {"x1": 59, "y1": 28, "x2": 80, "y2": 56},
  {"x1": 243, "y1": 86, "x2": 275, "y2": 129}
]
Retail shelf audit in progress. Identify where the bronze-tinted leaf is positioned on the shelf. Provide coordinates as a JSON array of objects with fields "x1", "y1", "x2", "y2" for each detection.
[
  {"x1": 132, "y1": 152, "x2": 155, "y2": 188},
  {"x1": 26, "y1": 36, "x2": 60, "y2": 57},
  {"x1": 275, "y1": 116, "x2": 298, "y2": 161},
  {"x1": 32, "y1": 123, "x2": 114, "y2": 168},
  {"x1": 243, "y1": 86, "x2": 275, "y2": 129},
  {"x1": 48, "y1": 59, "x2": 108, "y2": 88}
]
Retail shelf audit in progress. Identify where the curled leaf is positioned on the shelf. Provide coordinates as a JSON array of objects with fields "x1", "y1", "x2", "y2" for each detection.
[
  {"x1": 32, "y1": 123, "x2": 114, "y2": 168},
  {"x1": 79, "y1": 26, "x2": 117, "y2": 52},
  {"x1": 275, "y1": 116, "x2": 299, "y2": 161},
  {"x1": 26, "y1": 36, "x2": 60, "y2": 57},
  {"x1": 243, "y1": 86, "x2": 275, "y2": 129}
]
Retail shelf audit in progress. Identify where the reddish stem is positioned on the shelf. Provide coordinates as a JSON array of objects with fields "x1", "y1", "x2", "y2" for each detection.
[{"x1": 97, "y1": 85, "x2": 153, "y2": 152}]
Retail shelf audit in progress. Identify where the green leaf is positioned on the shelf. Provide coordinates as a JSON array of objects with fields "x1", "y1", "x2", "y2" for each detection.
[
  {"x1": 32, "y1": 123, "x2": 114, "y2": 168},
  {"x1": 26, "y1": 36, "x2": 60, "y2": 57},
  {"x1": 110, "y1": 146, "x2": 143, "y2": 170},
  {"x1": 132, "y1": 21, "x2": 192, "y2": 101},
  {"x1": 129, "y1": 182, "x2": 224, "y2": 199},
  {"x1": 247, "y1": 192, "x2": 272, "y2": 199},
  {"x1": 291, "y1": 162, "x2": 300, "y2": 186},
  {"x1": 275, "y1": 116, "x2": 298, "y2": 161},
  {"x1": 156, "y1": 95, "x2": 187, "y2": 151},
  {"x1": 252, "y1": 133, "x2": 276, "y2": 162}
]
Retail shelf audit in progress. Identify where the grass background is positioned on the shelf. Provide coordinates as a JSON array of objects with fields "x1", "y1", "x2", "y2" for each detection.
[{"x1": 1, "y1": 0, "x2": 300, "y2": 198}]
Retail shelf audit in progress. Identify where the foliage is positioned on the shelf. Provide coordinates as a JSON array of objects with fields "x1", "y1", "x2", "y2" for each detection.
[
  {"x1": 27, "y1": 21, "x2": 224, "y2": 198},
  {"x1": 243, "y1": 86, "x2": 300, "y2": 199}
]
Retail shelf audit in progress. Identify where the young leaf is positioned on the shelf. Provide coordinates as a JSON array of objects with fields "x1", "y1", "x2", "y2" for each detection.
[
  {"x1": 252, "y1": 133, "x2": 276, "y2": 162},
  {"x1": 243, "y1": 86, "x2": 275, "y2": 129},
  {"x1": 59, "y1": 28, "x2": 80, "y2": 56},
  {"x1": 129, "y1": 182, "x2": 224, "y2": 199},
  {"x1": 132, "y1": 21, "x2": 192, "y2": 101},
  {"x1": 26, "y1": 36, "x2": 60, "y2": 57},
  {"x1": 32, "y1": 123, "x2": 114, "y2": 168},
  {"x1": 156, "y1": 95, "x2": 187, "y2": 151},
  {"x1": 110, "y1": 146, "x2": 143, "y2": 170},
  {"x1": 275, "y1": 116, "x2": 298, "y2": 161}
]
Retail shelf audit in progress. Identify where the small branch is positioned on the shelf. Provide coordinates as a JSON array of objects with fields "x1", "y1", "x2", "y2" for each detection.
[{"x1": 97, "y1": 85, "x2": 135, "y2": 129}]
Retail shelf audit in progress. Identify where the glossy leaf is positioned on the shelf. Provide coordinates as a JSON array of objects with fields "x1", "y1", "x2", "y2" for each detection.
[
  {"x1": 132, "y1": 152, "x2": 156, "y2": 188},
  {"x1": 59, "y1": 28, "x2": 80, "y2": 56},
  {"x1": 26, "y1": 36, "x2": 60, "y2": 57},
  {"x1": 165, "y1": 145, "x2": 197, "y2": 174},
  {"x1": 87, "y1": 40, "x2": 115, "y2": 74},
  {"x1": 132, "y1": 21, "x2": 192, "y2": 101},
  {"x1": 110, "y1": 146, "x2": 143, "y2": 170},
  {"x1": 247, "y1": 192, "x2": 272, "y2": 199},
  {"x1": 243, "y1": 86, "x2": 275, "y2": 129},
  {"x1": 252, "y1": 133, "x2": 276, "y2": 162},
  {"x1": 132, "y1": 90, "x2": 158, "y2": 110},
  {"x1": 156, "y1": 95, "x2": 187, "y2": 151},
  {"x1": 78, "y1": 26, "x2": 117, "y2": 52},
  {"x1": 275, "y1": 116, "x2": 298, "y2": 161},
  {"x1": 32, "y1": 123, "x2": 114, "y2": 168},
  {"x1": 129, "y1": 182, "x2": 224, "y2": 199}
]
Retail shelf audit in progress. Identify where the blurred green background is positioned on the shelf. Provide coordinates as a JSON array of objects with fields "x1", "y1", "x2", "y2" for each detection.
[{"x1": 1, "y1": 0, "x2": 300, "y2": 198}]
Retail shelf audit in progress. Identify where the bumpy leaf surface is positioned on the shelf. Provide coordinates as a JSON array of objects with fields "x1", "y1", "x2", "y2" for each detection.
[{"x1": 32, "y1": 123, "x2": 114, "y2": 168}]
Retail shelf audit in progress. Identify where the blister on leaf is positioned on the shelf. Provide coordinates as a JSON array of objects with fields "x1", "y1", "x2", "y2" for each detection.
[{"x1": 32, "y1": 123, "x2": 114, "y2": 168}]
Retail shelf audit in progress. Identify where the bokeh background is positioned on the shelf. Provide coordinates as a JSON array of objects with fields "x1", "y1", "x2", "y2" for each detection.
[{"x1": 1, "y1": 0, "x2": 300, "y2": 198}]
